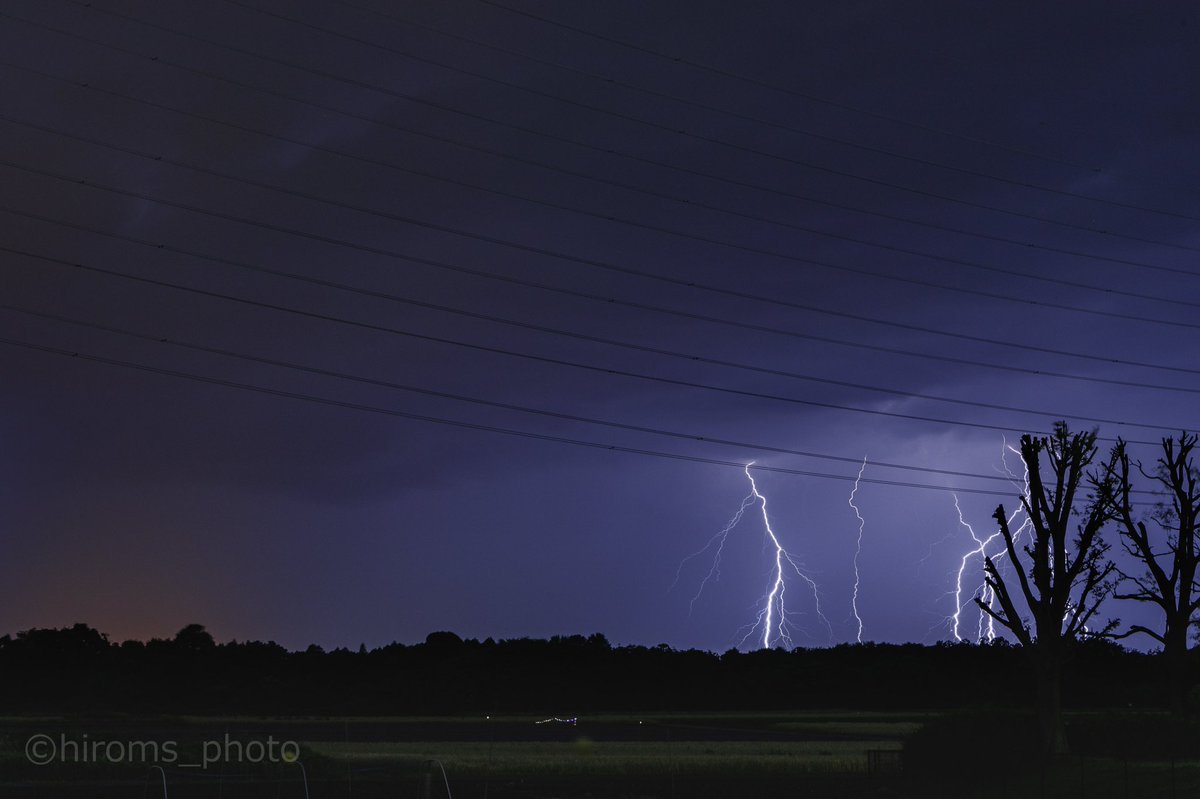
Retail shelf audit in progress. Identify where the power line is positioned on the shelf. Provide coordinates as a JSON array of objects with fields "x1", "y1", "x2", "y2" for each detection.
[
  {"x1": 5, "y1": 68, "x2": 1199, "y2": 369},
  {"x1": 5, "y1": 225, "x2": 1192, "y2": 432},
  {"x1": 467, "y1": 0, "x2": 1155, "y2": 186},
  {"x1": 8, "y1": 137, "x2": 1200, "y2": 355},
  {"x1": 7, "y1": 108, "x2": 1196, "y2": 320},
  {"x1": 0, "y1": 327, "x2": 1170, "y2": 504},
  {"x1": 0, "y1": 243, "x2": 1175, "y2": 445},
  {"x1": 10, "y1": 202, "x2": 1200, "y2": 405},
  {"x1": 0, "y1": 331, "x2": 1119, "y2": 500},
  {"x1": 339, "y1": 0, "x2": 1097, "y2": 174},
  {"x1": 2, "y1": 10, "x2": 1190, "y2": 422},
  {"x1": 6, "y1": 148, "x2": 1200, "y2": 397},
  {"x1": 0, "y1": 80, "x2": 1189, "y2": 383},
  {"x1": 0, "y1": 302, "x2": 1032, "y2": 486},
  {"x1": 74, "y1": 0, "x2": 1200, "y2": 266},
  {"x1": 8, "y1": 7, "x2": 1200, "y2": 267},
  {"x1": 31, "y1": 5, "x2": 1200, "y2": 277},
  {"x1": 223, "y1": 0, "x2": 1200, "y2": 226}
]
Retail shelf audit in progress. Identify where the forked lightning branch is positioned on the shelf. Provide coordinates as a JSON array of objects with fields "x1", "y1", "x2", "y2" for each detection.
[{"x1": 677, "y1": 463, "x2": 834, "y2": 650}]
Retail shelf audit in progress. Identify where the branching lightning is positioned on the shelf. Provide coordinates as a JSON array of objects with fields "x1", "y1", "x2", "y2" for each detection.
[
  {"x1": 679, "y1": 463, "x2": 832, "y2": 650},
  {"x1": 672, "y1": 494, "x2": 758, "y2": 616},
  {"x1": 848, "y1": 457, "x2": 868, "y2": 643},
  {"x1": 947, "y1": 440, "x2": 1033, "y2": 642},
  {"x1": 949, "y1": 495, "x2": 1002, "y2": 642}
]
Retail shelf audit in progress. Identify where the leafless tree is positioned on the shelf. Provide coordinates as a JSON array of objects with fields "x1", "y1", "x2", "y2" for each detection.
[
  {"x1": 1109, "y1": 432, "x2": 1200, "y2": 715},
  {"x1": 975, "y1": 424, "x2": 1118, "y2": 755}
]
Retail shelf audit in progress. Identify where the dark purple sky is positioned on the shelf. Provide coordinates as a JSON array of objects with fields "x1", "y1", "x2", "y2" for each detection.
[{"x1": 1, "y1": 0, "x2": 1197, "y2": 652}]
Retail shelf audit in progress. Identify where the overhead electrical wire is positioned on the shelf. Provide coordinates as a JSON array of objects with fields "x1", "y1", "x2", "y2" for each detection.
[
  {"x1": 2, "y1": 8, "x2": 1193, "y2": 414},
  {"x1": 9, "y1": 203, "x2": 1200, "y2": 417},
  {"x1": 0, "y1": 2, "x2": 1188, "y2": 506},
  {"x1": 7, "y1": 134, "x2": 1200, "y2": 353},
  {"x1": 4, "y1": 229, "x2": 1193, "y2": 434},
  {"x1": 4, "y1": 60, "x2": 1197, "y2": 415},
  {"x1": 337, "y1": 0, "x2": 1102, "y2": 174},
  {"x1": 7, "y1": 7, "x2": 1200, "y2": 267},
  {"x1": 24, "y1": 6, "x2": 1200, "y2": 278},
  {"x1": 6, "y1": 202, "x2": 1200, "y2": 398},
  {"x1": 469, "y1": 0, "x2": 1176, "y2": 191},
  {"x1": 5, "y1": 107, "x2": 1196, "y2": 319},
  {"x1": 0, "y1": 325, "x2": 1167, "y2": 503},
  {"x1": 222, "y1": 0, "x2": 1200, "y2": 226},
  {"x1": 4, "y1": 61, "x2": 1199, "y2": 347},
  {"x1": 465, "y1": 0, "x2": 1092, "y2": 171},
  {"x1": 0, "y1": 302, "x2": 1044, "y2": 486},
  {"x1": 5, "y1": 138, "x2": 1200, "y2": 390},
  {"x1": 0, "y1": 243, "x2": 1178, "y2": 445},
  {"x1": 0, "y1": 57, "x2": 1192, "y2": 378},
  {"x1": 0, "y1": 333, "x2": 1049, "y2": 498},
  {"x1": 0, "y1": 1, "x2": 1188, "y2": 635}
]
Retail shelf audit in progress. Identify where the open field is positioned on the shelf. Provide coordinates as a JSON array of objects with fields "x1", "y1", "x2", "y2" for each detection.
[
  {"x1": 0, "y1": 712, "x2": 905, "y2": 797},
  {"x1": 307, "y1": 737, "x2": 901, "y2": 776},
  {"x1": 3, "y1": 711, "x2": 1200, "y2": 798}
]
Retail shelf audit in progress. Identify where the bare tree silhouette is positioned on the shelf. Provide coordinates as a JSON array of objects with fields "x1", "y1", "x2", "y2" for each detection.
[
  {"x1": 1109, "y1": 432, "x2": 1200, "y2": 715},
  {"x1": 976, "y1": 423, "x2": 1119, "y2": 754}
]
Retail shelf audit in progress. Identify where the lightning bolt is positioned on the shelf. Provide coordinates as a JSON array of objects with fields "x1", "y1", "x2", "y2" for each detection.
[
  {"x1": 949, "y1": 494, "x2": 1002, "y2": 642},
  {"x1": 678, "y1": 463, "x2": 832, "y2": 649},
  {"x1": 947, "y1": 440, "x2": 1033, "y2": 642},
  {"x1": 739, "y1": 464, "x2": 832, "y2": 649},
  {"x1": 848, "y1": 457, "x2": 868, "y2": 643},
  {"x1": 672, "y1": 493, "x2": 758, "y2": 616}
]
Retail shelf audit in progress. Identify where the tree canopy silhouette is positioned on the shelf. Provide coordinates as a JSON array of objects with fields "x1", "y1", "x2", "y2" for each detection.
[
  {"x1": 976, "y1": 423, "x2": 1119, "y2": 754},
  {"x1": 1109, "y1": 432, "x2": 1200, "y2": 715}
]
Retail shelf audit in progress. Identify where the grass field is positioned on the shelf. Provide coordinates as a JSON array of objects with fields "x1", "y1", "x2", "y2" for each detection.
[
  {"x1": 307, "y1": 737, "x2": 901, "y2": 775},
  {"x1": 3, "y1": 711, "x2": 1200, "y2": 798}
]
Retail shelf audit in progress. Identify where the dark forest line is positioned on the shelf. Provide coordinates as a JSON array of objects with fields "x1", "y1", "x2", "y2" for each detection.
[{"x1": 0, "y1": 623, "x2": 1184, "y2": 716}]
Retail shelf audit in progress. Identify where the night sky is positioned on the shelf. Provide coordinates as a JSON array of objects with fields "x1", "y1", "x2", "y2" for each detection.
[{"x1": 1, "y1": 0, "x2": 1197, "y2": 653}]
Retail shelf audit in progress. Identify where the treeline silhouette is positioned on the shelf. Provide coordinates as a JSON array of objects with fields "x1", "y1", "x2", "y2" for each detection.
[{"x1": 0, "y1": 623, "x2": 1179, "y2": 715}]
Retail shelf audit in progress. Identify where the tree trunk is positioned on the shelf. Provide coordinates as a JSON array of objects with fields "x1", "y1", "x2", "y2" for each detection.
[
  {"x1": 1163, "y1": 632, "x2": 1188, "y2": 717},
  {"x1": 1035, "y1": 655, "x2": 1068, "y2": 755}
]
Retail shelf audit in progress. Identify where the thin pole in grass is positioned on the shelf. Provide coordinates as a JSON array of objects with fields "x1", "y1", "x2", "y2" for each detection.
[
  {"x1": 144, "y1": 765, "x2": 168, "y2": 798},
  {"x1": 483, "y1": 715, "x2": 493, "y2": 799},
  {"x1": 666, "y1": 721, "x2": 675, "y2": 799},
  {"x1": 219, "y1": 724, "x2": 227, "y2": 799},
  {"x1": 344, "y1": 719, "x2": 353, "y2": 797},
  {"x1": 290, "y1": 760, "x2": 310, "y2": 799},
  {"x1": 427, "y1": 758, "x2": 453, "y2": 798}
]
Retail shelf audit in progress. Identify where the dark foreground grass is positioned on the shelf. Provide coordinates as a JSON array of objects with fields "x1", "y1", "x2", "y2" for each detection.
[
  {"x1": 903, "y1": 709, "x2": 1200, "y2": 799},
  {"x1": 3, "y1": 711, "x2": 1200, "y2": 798}
]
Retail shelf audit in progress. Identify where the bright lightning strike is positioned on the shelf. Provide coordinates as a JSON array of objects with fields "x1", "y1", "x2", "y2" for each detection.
[
  {"x1": 741, "y1": 464, "x2": 832, "y2": 649},
  {"x1": 949, "y1": 494, "x2": 1002, "y2": 642},
  {"x1": 678, "y1": 464, "x2": 832, "y2": 650},
  {"x1": 848, "y1": 457, "x2": 868, "y2": 644},
  {"x1": 947, "y1": 440, "x2": 1033, "y2": 642}
]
